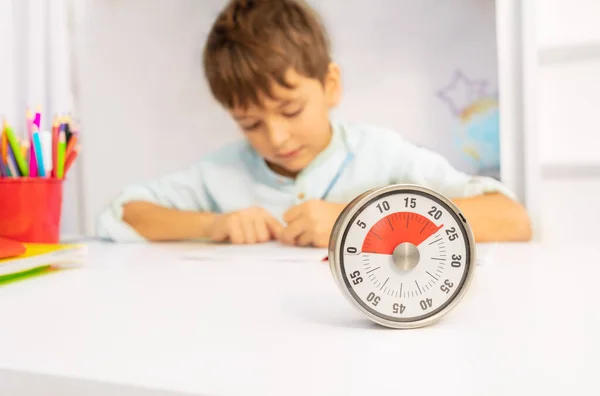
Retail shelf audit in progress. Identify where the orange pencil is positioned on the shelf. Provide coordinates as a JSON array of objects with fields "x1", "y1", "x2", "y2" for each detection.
[
  {"x1": 65, "y1": 131, "x2": 78, "y2": 161},
  {"x1": 1, "y1": 128, "x2": 7, "y2": 164},
  {"x1": 63, "y1": 144, "x2": 80, "y2": 177}
]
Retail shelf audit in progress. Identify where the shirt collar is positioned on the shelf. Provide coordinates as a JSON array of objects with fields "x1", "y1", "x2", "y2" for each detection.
[{"x1": 297, "y1": 121, "x2": 346, "y2": 178}]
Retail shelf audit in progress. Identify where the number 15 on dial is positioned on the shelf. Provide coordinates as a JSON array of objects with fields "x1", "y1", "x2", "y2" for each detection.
[{"x1": 328, "y1": 184, "x2": 476, "y2": 329}]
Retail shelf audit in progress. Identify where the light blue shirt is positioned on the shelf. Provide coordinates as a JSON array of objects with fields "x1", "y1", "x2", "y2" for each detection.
[{"x1": 96, "y1": 120, "x2": 515, "y2": 242}]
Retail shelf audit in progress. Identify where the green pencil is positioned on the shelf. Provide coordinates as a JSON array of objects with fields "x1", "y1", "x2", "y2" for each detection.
[
  {"x1": 3, "y1": 119, "x2": 29, "y2": 177},
  {"x1": 56, "y1": 131, "x2": 66, "y2": 178}
]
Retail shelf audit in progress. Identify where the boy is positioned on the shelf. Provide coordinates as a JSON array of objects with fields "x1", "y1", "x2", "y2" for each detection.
[{"x1": 96, "y1": 0, "x2": 532, "y2": 246}]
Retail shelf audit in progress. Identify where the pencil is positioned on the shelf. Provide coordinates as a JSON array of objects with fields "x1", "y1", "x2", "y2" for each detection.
[
  {"x1": 65, "y1": 131, "x2": 78, "y2": 160},
  {"x1": 6, "y1": 145, "x2": 19, "y2": 177},
  {"x1": 56, "y1": 131, "x2": 66, "y2": 178},
  {"x1": 27, "y1": 109, "x2": 38, "y2": 177},
  {"x1": 32, "y1": 126, "x2": 45, "y2": 177},
  {"x1": 3, "y1": 119, "x2": 29, "y2": 177},
  {"x1": 1, "y1": 128, "x2": 7, "y2": 164},
  {"x1": 64, "y1": 114, "x2": 73, "y2": 143},
  {"x1": 320, "y1": 152, "x2": 354, "y2": 200},
  {"x1": 20, "y1": 139, "x2": 30, "y2": 161},
  {"x1": 0, "y1": 135, "x2": 6, "y2": 176},
  {"x1": 33, "y1": 105, "x2": 41, "y2": 128},
  {"x1": 51, "y1": 116, "x2": 59, "y2": 177},
  {"x1": 63, "y1": 144, "x2": 80, "y2": 176},
  {"x1": 40, "y1": 130, "x2": 53, "y2": 176}
]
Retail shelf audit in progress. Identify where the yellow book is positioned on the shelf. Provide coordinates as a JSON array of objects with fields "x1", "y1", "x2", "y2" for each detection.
[{"x1": 0, "y1": 243, "x2": 87, "y2": 278}]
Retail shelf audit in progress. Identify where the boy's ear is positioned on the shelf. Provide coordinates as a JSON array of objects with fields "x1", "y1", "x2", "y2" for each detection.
[{"x1": 324, "y1": 62, "x2": 342, "y2": 108}]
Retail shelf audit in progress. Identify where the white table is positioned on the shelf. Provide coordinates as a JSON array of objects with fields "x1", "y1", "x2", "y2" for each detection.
[{"x1": 0, "y1": 242, "x2": 598, "y2": 396}]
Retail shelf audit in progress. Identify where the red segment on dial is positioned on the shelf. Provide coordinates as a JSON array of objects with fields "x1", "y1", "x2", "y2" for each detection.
[{"x1": 361, "y1": 212, "x2": 443, "y2": 254}]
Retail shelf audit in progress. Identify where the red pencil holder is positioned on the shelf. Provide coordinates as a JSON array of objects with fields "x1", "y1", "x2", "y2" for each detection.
[{"x1": 0, "y1": 178, "x2": 63, "y2": 243}]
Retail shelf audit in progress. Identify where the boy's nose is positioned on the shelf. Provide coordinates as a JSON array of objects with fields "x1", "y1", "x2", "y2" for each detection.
[{"x1": 266, "y1": 123, "x2": 291, "y2": 148}]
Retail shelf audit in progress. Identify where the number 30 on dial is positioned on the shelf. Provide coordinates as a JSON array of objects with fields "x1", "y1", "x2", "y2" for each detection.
[{"x1": 328, "y1": 184, "x2": 476, "y2": 329}]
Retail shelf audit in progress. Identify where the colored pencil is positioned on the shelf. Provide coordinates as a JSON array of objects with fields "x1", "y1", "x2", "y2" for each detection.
[
  {"x1": 33, "y1": 106, "x2": 41, "y2": 128},
  {"x1": 4, "y1": 159, "x2": 12, "y2": 176},
  {"x1": 40, "y1": 130, "x2": 53, "y2": 176},
  {"x1": 3, "y1": 120, "x2": 29, "y2": 177},
  {"x1": 21, "y1": 139, "x2": 30, "y2": 160},
  {"x1": 59, "y1": 117, "x2": 68, "y2": 144},
  {"x1": 1, "y1": 128, "x2": 7, "y2": 164},
  {"x1": 56, "y1": 131, "x2": 66, "y2": 179},
  {"x1": 51, "y1": 116, "x2": 59, "y2": 177},
  {"x1": 63, "y1": 144, "x2": 80, "y2": 176},
  {"x1": 32, "y1": 126, "x2": 45, "y2": 177},
  {"x1": 27, "y1": 109, "x2": 38, "y2": 177},
  {"x1": 6, "y1": 145, "x2": 19, "y2": 177},
  {"x1": 0, "y1": 110, "x2": 80, "y2": 179},
  {"x1": 64, "y1": 115, "x2": 73, "y2": 143},
  {"x1": 65, "y1": 131, "x2": 78, "y2": 161}
]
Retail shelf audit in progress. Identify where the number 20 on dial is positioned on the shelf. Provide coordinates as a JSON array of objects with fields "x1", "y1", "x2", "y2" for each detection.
[{"x1": 328, "y1": 184, "x2": 476, "y2": 329}]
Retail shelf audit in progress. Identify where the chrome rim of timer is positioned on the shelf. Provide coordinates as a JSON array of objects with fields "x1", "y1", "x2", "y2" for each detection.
[{"x1": 328, "y1": 184, "x2": 477, "y2": 329}]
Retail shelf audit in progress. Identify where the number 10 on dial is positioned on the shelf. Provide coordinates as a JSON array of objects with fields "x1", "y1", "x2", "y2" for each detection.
[{"x1": 328, "y1": 184, "x2": 476, "y2": 329}]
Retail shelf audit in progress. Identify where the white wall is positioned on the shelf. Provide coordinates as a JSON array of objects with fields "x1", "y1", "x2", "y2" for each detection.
[
  {"x1": 77, "y1": 0, "x2": 242, "y2": 236},
  {"x1": 76, "y1": 0, "x2": 503, "y2": 236},
  {"x1": 0, "y1": 0, "x2": 16, "y2": 125}
]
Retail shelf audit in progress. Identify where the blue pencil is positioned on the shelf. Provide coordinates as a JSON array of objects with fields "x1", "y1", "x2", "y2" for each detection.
[
  {"x1": 321, "y1": 152, "x2": 354, "y2": 200},
  {"x1": 32, "y1": 129, "x2": 45, "y2": 176}
]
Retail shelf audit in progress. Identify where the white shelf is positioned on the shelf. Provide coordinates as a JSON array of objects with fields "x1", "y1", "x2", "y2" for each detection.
[
  {"x1": 539, "y1": 42, "x2": 600, "y2": 65},
  {"x1": 542, "y1": 163, "x2": 600, "y2": 179}
]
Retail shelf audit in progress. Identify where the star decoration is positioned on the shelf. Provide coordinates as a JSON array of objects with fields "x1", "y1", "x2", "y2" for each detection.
[{"x1": 438, "y1": 69, "x2": 488, "y2": 116}]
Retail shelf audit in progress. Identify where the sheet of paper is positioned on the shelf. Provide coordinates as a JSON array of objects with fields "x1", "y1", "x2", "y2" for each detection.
[
  {"x1": 181, "y1": 241, "x2": 328, "y2": 263},
  {"x1": 180, "y1": 242, "x2": 495, "y2": 265}
]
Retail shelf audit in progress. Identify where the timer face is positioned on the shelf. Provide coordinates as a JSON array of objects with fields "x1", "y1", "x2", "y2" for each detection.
[{"x1": 329, "y1": 185, "x2": 475, "y2": 328}]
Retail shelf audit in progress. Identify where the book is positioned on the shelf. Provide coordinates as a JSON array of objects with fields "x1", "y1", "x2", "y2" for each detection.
[{"x1": 0, "y1": 243, "x2": 86, "y2": 278}]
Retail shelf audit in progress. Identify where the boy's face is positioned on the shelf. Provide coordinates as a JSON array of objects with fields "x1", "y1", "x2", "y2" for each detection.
[{"x1": 229, "y1": 64, "x2": 342, "y2": 178}]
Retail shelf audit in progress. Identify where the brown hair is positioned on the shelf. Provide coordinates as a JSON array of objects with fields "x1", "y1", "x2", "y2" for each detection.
[{"x1": 203, "y1": 0, "x2": 332, "y2": 110}]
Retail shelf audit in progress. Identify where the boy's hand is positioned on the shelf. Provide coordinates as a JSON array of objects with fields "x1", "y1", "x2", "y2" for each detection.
[
  {"x1": 211, "y1": 207, "x2": 284, "y2": 244},
  {"x1": 281, "y1": 200, "x2": 347, "y2": 248}
]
